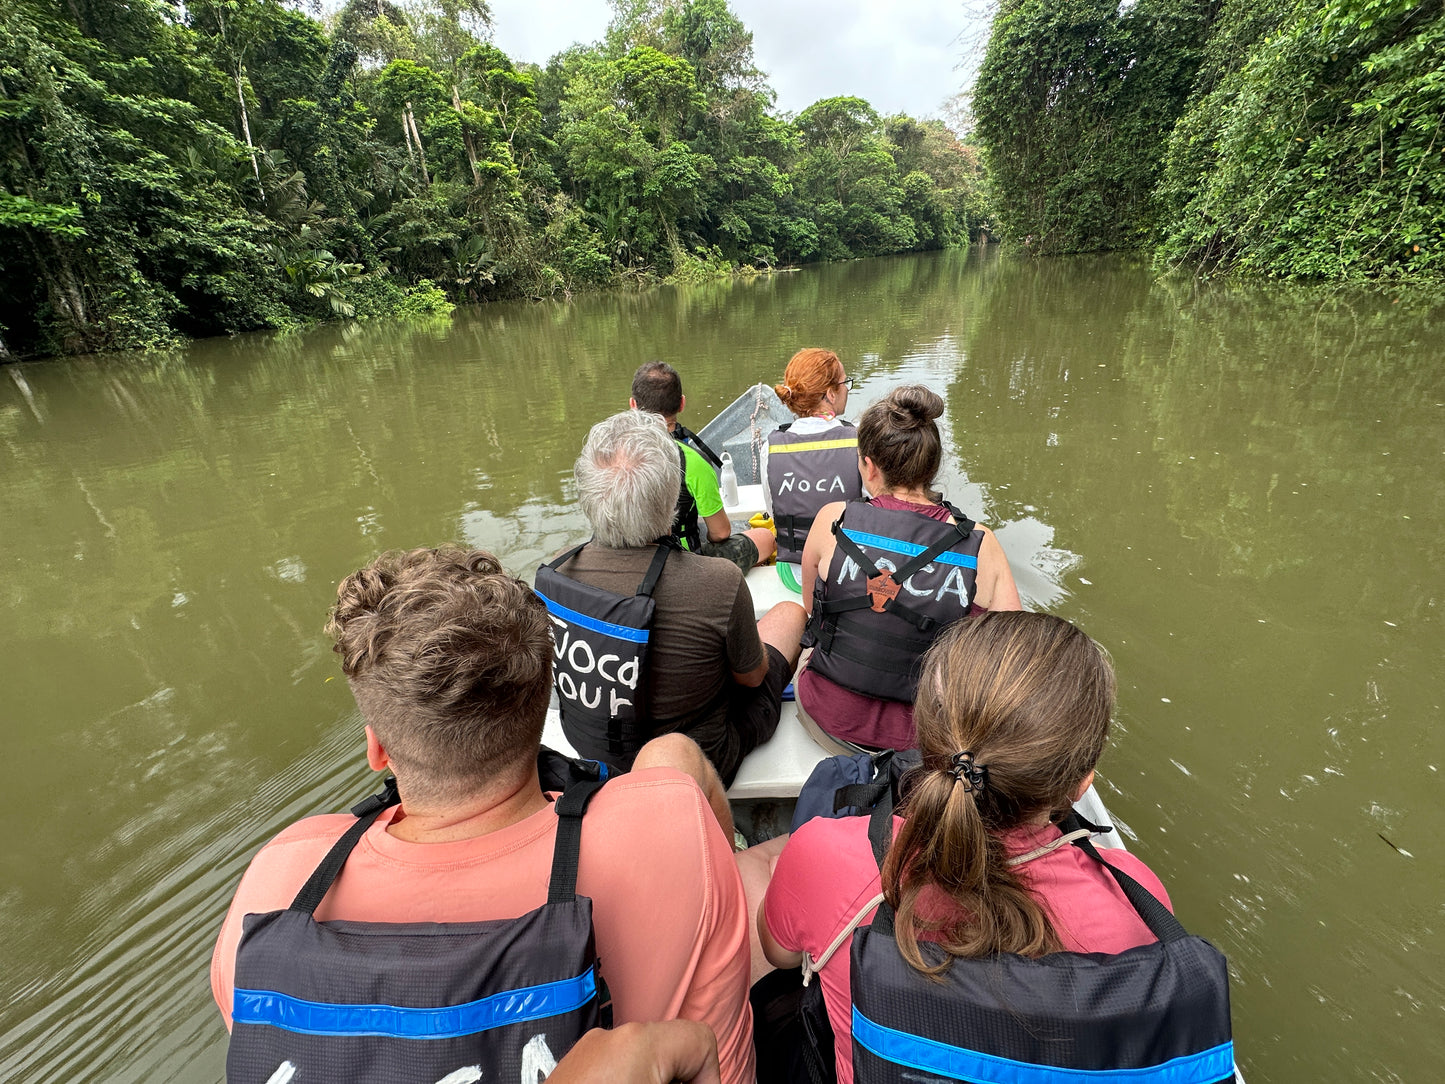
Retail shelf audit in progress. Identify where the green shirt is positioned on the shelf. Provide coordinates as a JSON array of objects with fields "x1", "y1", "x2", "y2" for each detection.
[{"x1": 680, "y1": 440, "x2": 724, "y2": 520}]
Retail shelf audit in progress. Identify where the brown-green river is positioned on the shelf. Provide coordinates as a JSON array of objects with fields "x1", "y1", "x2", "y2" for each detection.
[{"x1": 2, "y1": 250, "x2": 1442, "y2": 1081}]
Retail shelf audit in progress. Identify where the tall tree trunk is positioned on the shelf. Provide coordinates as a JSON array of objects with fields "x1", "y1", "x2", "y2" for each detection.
[
  {"x1": 234, "y1": 66, "x2": 262, "y2": 193},
  {"x1": 452, "y1": 86, "x2": 482, "y2": 187},
  {"x1": 406, "y1": 103, "x2": 430, "y2": 187},
  {"x1": 399, "y1": 109, "x2": 418, "y2": 166}
]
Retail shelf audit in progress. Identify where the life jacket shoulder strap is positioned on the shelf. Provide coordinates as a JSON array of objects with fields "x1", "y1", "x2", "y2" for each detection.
[
  {"x1": 823, "y1": 503, "x2": 973, "y2": 633},
  {"x1": 674, "y1": 423, "x2": 722, "y2": 468},
  {"x1": 288, "y1": 776, "x2": 402, "y2": 914},
  {"x1": 548, "y1": 779, "x2": 607, "y2": 903},
  {"x1": 636, "y1": 538, "x2": 672, "y2": 598},
  {"x1": 1058, "y1": 810, "x2": 1190, "y2": 944}
]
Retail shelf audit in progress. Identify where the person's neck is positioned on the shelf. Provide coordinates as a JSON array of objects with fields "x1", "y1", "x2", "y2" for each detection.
[
  {"x1": 810, "y1": 409, "x2": 836, "y2": 421},
  {"x1": 879, "y1": 485, "x2": 933, "y2": 504},
  {"x1": 386, "y1": 765, "x2": 549, "y2": 843},
  {"x1": 664, "y1": 416, "x2": 679, "y2": 432}
]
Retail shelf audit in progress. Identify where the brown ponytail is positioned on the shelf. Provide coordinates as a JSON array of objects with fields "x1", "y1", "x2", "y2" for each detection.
[{"x1": 882, "y1": 611, "x2": 1116, "y2": 974}]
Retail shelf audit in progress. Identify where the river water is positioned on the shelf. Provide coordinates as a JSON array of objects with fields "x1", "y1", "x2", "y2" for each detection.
[{"x1": 1, "y1": 250, "x2": 1441, "y2": 1081}]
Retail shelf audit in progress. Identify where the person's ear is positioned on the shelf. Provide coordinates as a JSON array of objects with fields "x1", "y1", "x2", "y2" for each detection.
[
  {"x1": 679, "y1": 392, "x2": 686, "y2": 414},
  {"x1": 365, "y1": 725, "x2": 391, "y2": 772},
  {"x1": 1072, "y1": 769, "x2": 1096, "y2": 803},
  {"x1": 629, "y1": 397, "x2": 638, "y2": 410}
]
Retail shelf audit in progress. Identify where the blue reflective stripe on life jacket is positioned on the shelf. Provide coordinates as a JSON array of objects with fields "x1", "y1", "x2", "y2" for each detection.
[
  {"x1": 839, "y1": 529, "x2": 979, "y2": 569},
  {"x1": 853, "y1": 1008, "x2": 1236, "y2": 1084},
  {"x1": 233, "y1": 966, "x2": 599, "y2": 1039},
  {"x1": 536, "y1": 591, "x2": 651, "y2": 643}
]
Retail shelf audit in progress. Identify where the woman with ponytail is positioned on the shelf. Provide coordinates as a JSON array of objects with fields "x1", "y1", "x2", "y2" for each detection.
[
  {"x1": 797, "y1": 384, "x2": 1020, "y2": 750},
  {"x1": 761, "y1": 612, "x2": 1174, "y2": 1084}
]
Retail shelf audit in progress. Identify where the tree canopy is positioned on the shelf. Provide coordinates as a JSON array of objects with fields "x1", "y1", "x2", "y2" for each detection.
[
  {"x1": 972, "y1": 0, "x2": 1444, "y2": 281},
  {"x1": 0, "y1": 0, "x2": 987, "y2": 359}
]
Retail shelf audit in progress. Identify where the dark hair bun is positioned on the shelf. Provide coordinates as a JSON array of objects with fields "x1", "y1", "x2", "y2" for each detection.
[{"x1": 885, "y1": 385, "x2": 944, "y2": 429}]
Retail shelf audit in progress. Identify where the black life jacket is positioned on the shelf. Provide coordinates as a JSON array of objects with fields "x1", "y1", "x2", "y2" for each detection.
[
  {"x1": 846, "y1": 795, "x2": 1236, "y2": 1084},
  {"x1": 534, "y1": 541, "x2": 671, "y2": 768},
  {"x1": 670, "y1": 442, "x2": 704, "y2": 551},
  {"x1": 766, "y1": 420, "x2": 864, "y2": 563},
  {"x1": 668, "y1": 426, "x2": 722, "y2": 551},
  {"x1": 806, "y1": 499, "x2": 983, "y2": 703},
  {"x1": 226, "y1": 775, "x2": 609, "y2": 1084}
]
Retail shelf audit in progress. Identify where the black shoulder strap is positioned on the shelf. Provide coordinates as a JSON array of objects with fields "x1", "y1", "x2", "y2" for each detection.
[
  {"x1": 548, "y1": 779, "x2": 607, "y2": 903},
  {"x1": 545, "y1": 541, "x2": 589, "y2": 571},
  {"x1": 938, "y1": 499, "x2": 976, "y2": 536},
  {"x1": 675, "y1": 423, "x2": 723, "y2": 468},
  {"x1": 636, "y1": 540, "x2": 672, "y2": 598},
  {"x1": 289, "y1": 776, "x2": 402, "y2": 914},
  {"x1": 1058, "y1": 810, "x2": 1189, "y2": 944},
  {"x1": 865, "y1": 786, "x2": 897, "y2": 935},
  {"x1": 822, "y1": 505, "x2": 972, "y2": 633}
]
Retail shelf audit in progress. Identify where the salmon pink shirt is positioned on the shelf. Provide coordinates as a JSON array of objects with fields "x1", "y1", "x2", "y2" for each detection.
[{"x1": 212, "y1": 767, "x2": 754, "y2": 1084}]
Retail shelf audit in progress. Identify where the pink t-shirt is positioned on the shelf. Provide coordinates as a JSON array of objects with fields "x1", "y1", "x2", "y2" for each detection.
[
  {"x1": 763, "y1": 814, "x2": 1172, "y2": 1084},
  {"x1": 212, "y1": 768, "x2": 754, "y2": 1084},
  {"x1": 800, "y1": 495, "x2": 980, "y2": 750}
]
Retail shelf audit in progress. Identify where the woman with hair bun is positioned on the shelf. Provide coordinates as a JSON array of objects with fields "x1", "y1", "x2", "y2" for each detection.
[
  {"x1": 765, "y1": 349, "x2": 866, "y2": 564},
  {"x1": 797, "y1": 384, "x2": 1020, "y2": 750},
  {"x1": 761, "y1": 612, "x2": 1174, "y2": 1084}
]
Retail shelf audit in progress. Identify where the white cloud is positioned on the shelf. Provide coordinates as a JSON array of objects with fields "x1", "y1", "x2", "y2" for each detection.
[{"x1": 486, "y1": 0, "x2": 991, "y2": 119}]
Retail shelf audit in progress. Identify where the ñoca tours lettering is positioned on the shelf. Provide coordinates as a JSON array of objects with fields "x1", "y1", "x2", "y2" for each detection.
[
  {"x1": 550, "y1": 616, "x2": 641, "y2": 718},
  {"x1": 778, "y1": 471, "x2": 848, "y2": 495},
  {"x1": 261, "y1": 1034, "x2": 559, "y2": 1082}
]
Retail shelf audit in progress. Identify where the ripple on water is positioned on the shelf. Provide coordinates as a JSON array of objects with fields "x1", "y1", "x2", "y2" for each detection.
[{"x1": 0, "y1": 718, "x2": 375, "y2": 1082}]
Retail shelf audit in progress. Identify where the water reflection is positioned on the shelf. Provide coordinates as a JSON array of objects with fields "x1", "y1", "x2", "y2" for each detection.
[{"x1": 2, "y1": 250, "x2": 1443, "y2": 1082}]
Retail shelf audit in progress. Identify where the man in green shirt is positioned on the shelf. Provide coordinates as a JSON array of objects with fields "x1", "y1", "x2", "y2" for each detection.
[{"x1": 630, "y1": 362, "x2": 776, "y2": 574}]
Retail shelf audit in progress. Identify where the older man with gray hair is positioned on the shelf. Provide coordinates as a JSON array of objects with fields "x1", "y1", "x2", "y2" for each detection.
[{"x1": 542, "y1": 410, "x2": 805, "y2": 810}]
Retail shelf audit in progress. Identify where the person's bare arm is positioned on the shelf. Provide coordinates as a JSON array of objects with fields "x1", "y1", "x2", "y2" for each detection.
[
  {"x1": 703, "y1": 508, "x2": 733, "y2": 543},
  {"x1": 972, "y1": 527, "x2": 1022, "y2": 611},
  {"x1": 799, "y1": 501, "x2": 846, "y2": 617},
  {"x1": 758, "y1": 897, "x2": 805, "y2": 970},
  {"x1": 549, "y1": 1021, "x2": 720, "y2": 1084}
]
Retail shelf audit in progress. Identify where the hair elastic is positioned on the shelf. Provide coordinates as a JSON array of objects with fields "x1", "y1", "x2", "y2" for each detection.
[{"x1": 950, "y1": 751, "x2": 987, "y2": 794}]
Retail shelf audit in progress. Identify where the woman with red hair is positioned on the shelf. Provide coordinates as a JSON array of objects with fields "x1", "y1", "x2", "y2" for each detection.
[{"x1": 765, "y1": 349, "x2": 866, "y2": 564}]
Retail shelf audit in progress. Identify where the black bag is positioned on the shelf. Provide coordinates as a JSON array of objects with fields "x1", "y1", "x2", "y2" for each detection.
[
  {"x1": 848, "y1": 795, "x2": 1236, "y2": 1084},
  {"x1": 226, "y1": 776, "x2": 610, "y2": 1083},
  {"x1": 790, "y1": 748, "x2": 921, "y2": 832},
  {"x1": 534, "y1": 541, "x2": 671, "y2": 768},
  {"x1": 751, "y1": 962, "x2": 838, "y2": 1084}
]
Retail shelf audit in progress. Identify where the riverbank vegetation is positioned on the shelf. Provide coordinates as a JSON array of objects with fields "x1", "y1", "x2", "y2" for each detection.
[
  {"x1": 0, "y1": 0, "x2": 990, "y2": 359},
  {"x1": 973, "y1": 0, "x2": 1443, "y2": 282}
]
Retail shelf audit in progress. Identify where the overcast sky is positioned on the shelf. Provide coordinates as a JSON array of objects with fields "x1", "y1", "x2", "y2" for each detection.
[{"x1": 486, "y1": 0, "x2": 991, "y2": 120}]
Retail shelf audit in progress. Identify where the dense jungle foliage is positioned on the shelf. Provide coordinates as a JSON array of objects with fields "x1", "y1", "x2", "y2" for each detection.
[
  {"x1": 973, "y1": 0, "x2": 1443, "y2": 281},
  {"x1": 0, "y1": 0, "x2": 990, "y2": 359}
]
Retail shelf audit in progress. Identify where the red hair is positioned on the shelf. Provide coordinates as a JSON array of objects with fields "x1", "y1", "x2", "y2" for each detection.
[{"x1": 775, "y1": 348, "x2": 842, "y2": 417}]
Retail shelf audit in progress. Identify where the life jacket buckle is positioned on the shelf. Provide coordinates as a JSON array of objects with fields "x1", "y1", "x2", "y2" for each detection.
[{"x1": 867, "y1": 571, "x2": 900, "y2": 612}]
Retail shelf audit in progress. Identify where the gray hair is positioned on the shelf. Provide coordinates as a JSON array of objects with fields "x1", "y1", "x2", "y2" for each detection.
[{"x1": 576, "y1": 411, "x2": 680, "y2": 548}]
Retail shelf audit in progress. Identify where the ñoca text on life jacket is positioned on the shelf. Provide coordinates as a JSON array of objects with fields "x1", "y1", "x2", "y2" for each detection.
[
  {"x1": 807, "y1": 499, "x2": 983, "y2": 703},
  {"x1": 226, "y1": 776, "x2": 609, "y2": 1084},
  {"x1": 534, "y1": 542, "x2": 672, "y2": 768},
  {"x1": 766, "y1": 421, "x2": 864, "y2": 564}
]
